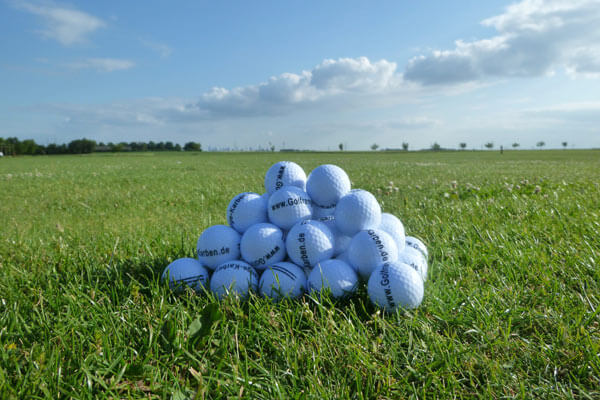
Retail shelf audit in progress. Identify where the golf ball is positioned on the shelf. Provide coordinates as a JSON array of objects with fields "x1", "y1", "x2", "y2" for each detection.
[
  {"x1": 210, "y1": 260, "x2": 258, "y2": 300},
  {"x1": 335, "y1": 250, "x2": 355, "y2": 272},
  {"x1": 161, "y1": 258, "x2": 209, "y2": 292},
  {"x1": 196, "y1": 225, "x2": 241, "y2": 269},
  {"x1": 398, "y1": 246, "x2": 428, "y2": 281},
  {"x1": 318, "y1": 216, "x2": 351, "y2": 256},
  {"x1": 286, "y1": 220, "x2": 335, "y2": 268},
  {"x1": 267, "y1": 186, "x2": 312, "y2": 230},
  {"x1": 312, "y1": 203, "x2": 335, "y2": 219},
  {"x1": 379, "y1": 213, "x2": 406, "y2": 252},
  {"x1": 307, "y1": 259, "x2": 358, "y2": 299},
  {"x1": 405, "y1": 236, "x2": 428, "y2": 259},
  {"x1": 306, "y1": 164, "x2": 351, "y2": 208},
  {"x1": 368, "y1": 261, "x2": 424, "y2": 311},
  {"x1": 240, "y1": 223, "x2": 286, "y2": 270},
  {"x1": 348, "y1": 228, "x2": 399, "y2": 280},
  {"x1": 334, "y1": 189, "x2": 381, "y2": 236},
  {"x1": 227, "y1": 192, "x2": 268, "y2": 233},
  {"x1": 259, "y1": 262, "x2": 307, "y2": 301},
  {"x1": 264, "y1": 161, "x2": 307, "y2": 195}
]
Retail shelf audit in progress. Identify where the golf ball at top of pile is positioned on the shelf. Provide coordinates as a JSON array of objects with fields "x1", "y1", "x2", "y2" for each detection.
[
  {"x1": 348, "y1": 228, "x2": 399, "y2": 280},
  {"x1": 267, "y1": 186, "x2": 312, "y2": 230},
  {"x1": 368, "y1": 261, "x2": 424, "y2": 312},
  {"x1": 210, "y1": 260, "x2": 258, "y2": 300},
  {"x1": 334, "y1": 189, "x2": 382, "y2": 236},
  {"x1": 318, "y1": 216, "x2": 351, "y2": 256},
  {"x1": 398, "y1": 246, "x2": 428, "y2": 281},
  {"x1": 259, "y1": 262, "x2": 307, "y2": 301},
  {"x1": 264, "y1": 161, "x2": 307, "y2": 195},
  {"x1": 161, "y1": 258, "x2": 209, "y2": 292},
  {"x1": 379, "y1": 213, "x2": 406, "y2": 253},
  {"x1": 286, "y1": 219, "x2": 335, "y2": 268},
  {"x1": 306, "y1": 164, "x2": 351, "y2": 208},
  {"x1": 227, "y1": 192, "x2": 268, "y2": 233},
  {"x1": 240, "y1": 223, "x2": 286, "y2": 270},
  {"x1": 307, "y1": 259, "x2": 359, "y2": 299},
  {"x1": 405, "y1": 236, "x2": 428, "y2": 259},
  {"x1": 196, "y1": 225, "x2": 241, "y2": 269}
]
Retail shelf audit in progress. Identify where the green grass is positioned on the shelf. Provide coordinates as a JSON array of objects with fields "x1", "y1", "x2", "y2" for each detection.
[{"x1": 1, "y1": 150, "x2": 599, "y2": 399}]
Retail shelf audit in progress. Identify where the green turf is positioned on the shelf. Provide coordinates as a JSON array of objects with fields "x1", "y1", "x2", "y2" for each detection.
[{"x1": 1, "y1": 150, "x2": 599, "y2": 399}]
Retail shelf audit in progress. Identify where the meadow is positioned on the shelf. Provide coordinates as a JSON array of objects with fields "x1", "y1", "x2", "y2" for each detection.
[{"x1": 0, "y1": 150, "x2": 599, "y2": 399}]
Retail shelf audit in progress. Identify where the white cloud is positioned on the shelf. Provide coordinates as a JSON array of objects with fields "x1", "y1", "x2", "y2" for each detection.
[
  {"x1": 140, "y1": 39, "x2": 172, "y2": 58},
  {"x1": 405, "y1": 0, "x2": 600, "y2": 85},
  {"x1": 67, "y1": 58, "x2": 135, "y2": 72},
  {"x1": 16, "y1": 1, "x2": 106, "y2": 45}
]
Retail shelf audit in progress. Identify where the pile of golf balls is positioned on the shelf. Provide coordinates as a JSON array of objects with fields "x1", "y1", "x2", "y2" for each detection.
[{"x1": 162, "y1": 161, "x2": 431, "y2": 312}]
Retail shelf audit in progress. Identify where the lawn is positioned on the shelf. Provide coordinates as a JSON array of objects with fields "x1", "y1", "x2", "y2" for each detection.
[{"x1": 1, "y1": 150, "x2": 599, "y2": 398}]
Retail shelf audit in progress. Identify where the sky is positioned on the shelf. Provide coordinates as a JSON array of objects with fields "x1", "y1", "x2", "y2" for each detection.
[{"x1": 1, "y1": 0, "x2": 600, "y2": 150}]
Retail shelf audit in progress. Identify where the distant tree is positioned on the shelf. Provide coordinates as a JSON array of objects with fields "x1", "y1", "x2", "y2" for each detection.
[
  {"x1": 512, "y1": 142, "x2": 520, "y2": 148},
  {"x1": 148, "y1": 141, "x2": 156, "y2": 151},
  {"x1": 459, "y1": 142, "x2": 467, "y2": 150},
  {"x1": 562, "y1": 141, "x2": 568, "y2": 149},
  {"x1": 484, "y1": 142, "x2": 494, "y2": 149},
  {"x1": 174, "y1": 143, "x2": 182, "y2": 151},
  {"x1": 338, "y1": 143, "x2": 344, "y2": 151},
  {"x1": 184, "y1": 142, "x2": 202, "y2": 151},
  {"x1": 402, "y1": 142, "x2": 409, "y2": 151},
  {"x1": 536, "y1": 141, "x2": 545, "y2": 148},
  {"x1": 156, "y1": 142, "x2": 166, "y2": 151},
  {"x1": 68, "y1": 138, "x2": 96, "y2": 154},
  {"x1": 431, "y1": 142, "x2": 441, "y2": 151},
  {"x1": 165, "y1": 141, "x2": 174, "y2": 151},
  {"x1": 370, "y1": 143, "x2": 379, "y2": 151}
]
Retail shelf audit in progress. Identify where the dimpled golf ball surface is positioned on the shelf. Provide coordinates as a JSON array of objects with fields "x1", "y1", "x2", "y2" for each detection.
[
  {"x1": 210, "y1": 260, "x2": 258, "y2": 300},
  {"x1": 368, "y1": 261, "x2": 424, "y2": 311},
  {"x1": 267, "y1": 186, "x2": 312, "y2": 230},
  {"x1": 308, "y1": 259, "x2": 358, "y2": 298},
  {"x1": 286, "y1": 220, "x2": 335, "y2": 268},
  {"x1": 161, "y1": 258, "x2": 209, "y2": 292},
  {"x1": 379, "y1": 213, "x2": 406, "y2": 253},
  {"x1": 264, "y1": 161, "x2": 307, "y2": 195},
  {"x1": 307, "y1": 164, "x2": 351, "y2": 208},
  {"x1": 227, "y1": 192, "x2": 268, "y2": 233},
  {"x1": 259, "y1": 262, "x2": 307, "y2": 301},
  {"x1": 334, "y1": 189, "x2": 381, "y2": 236},
  {"x1": 349, "y1": 229, "x2": 399, "y2": 280},
  {"x1": 398, "y1": 246, "x2": 428, "y2": 281},
  {"x1": 196, "y1": 225, "x2": 241, "y2": 269},
  {"x1": 319, "y1": 216, "x2": 351, "y2": 256},
  {"x1": 240, "y1": 223, "x2": 286, "y2": 270},
  {"x1": 405, "y1": 236, "x2": 428, "y2": 259},
  {"x1": 312, "y1": 203, "x2": 335, "y2": 219}
]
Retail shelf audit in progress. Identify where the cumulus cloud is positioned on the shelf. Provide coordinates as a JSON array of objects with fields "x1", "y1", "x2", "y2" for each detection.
[
  {"x1": 66, "y1": 58, "x2": 135, "y2": 72},
  {"x1": 195, "y1": 57, "x2": 401, "y2": 117},
  {"x1": 16, "y1": 1, "x2": 106, "y2": 45},
  {"x1": 405, "y1": 0, "x2": 600, "y2": 85}
]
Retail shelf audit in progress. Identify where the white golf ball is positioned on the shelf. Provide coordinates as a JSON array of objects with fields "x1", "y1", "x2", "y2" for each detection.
[
  {"x1": 227, "y1": 192, "x2": 268, "y2": 233},
  {"x1": 398, "y1": 246, "x2": 428, "y2": 281},
  {"x1": 379, "y1": 213, "x2": 406, "y2": 252},
  {"x1": 286, "y1": 220, "x2": 335, "y2": 268},
  {"x1": 259, "y1": 262, "x2": 307, "y2": 301},
  {"x1": 307, "y1": 259, "x2": 358, "y2": 298},
  {"x1": 334, "y1": 189, "x2": 381, "y2": 236},
  {"x1": 312, "y1": 203, "x2": 335, "y2": 219},
  {"x1": 306, "y1": 164, "x2": 351, "y2": 208},
  {"x1": 405, "y1": 236, "x2": 428, "y2": 259},
  {"x1": 267, "y1": 186, "x2": 312, "y2": 230},
  {"x1": 196, "y1": 225, "x2": 241, "y2": 270},
  {"x1": 210, "y1": 260, "x2": 258, "y2": 300},
  {"x1": 161, "y1": 258, "x2": 209, "y2": 292},
  {"x1": 264, "y1": 161, "x2": 307, "y2": 195},
  {"x1": 240, "y1": 223, "x2": 286, "y2": 270},
  {"x1": 335, "y1": 251, "x2": 355, "y2": 272},
  {"x1": 348, "y1": 229, "x2": 399, "y2": 280},
  {"x1": 318, "y1": 216, "x2": 351, "y2": 256},
  {"x1": 368, "y1": 261, "x2": 424, "y2": 311}
]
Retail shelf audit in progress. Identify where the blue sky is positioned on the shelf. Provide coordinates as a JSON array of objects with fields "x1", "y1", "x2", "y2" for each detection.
[{"x1": 1, "y1": 0, "x2": 599, "y2": 150}]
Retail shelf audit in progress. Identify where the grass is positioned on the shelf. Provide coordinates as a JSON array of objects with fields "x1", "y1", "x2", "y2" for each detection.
[{"x1": 0, "y1": 150, "x2": 599, "y2": 399}]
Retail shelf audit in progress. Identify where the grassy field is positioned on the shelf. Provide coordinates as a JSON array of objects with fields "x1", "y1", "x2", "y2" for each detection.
[{"x1": 1, "y1": 150, "x2": 599, "y2": 399}]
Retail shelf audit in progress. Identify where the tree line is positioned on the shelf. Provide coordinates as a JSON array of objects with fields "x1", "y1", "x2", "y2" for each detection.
[{"x1": 0, "y1": 137, "x2": 202, "y2": 156}]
